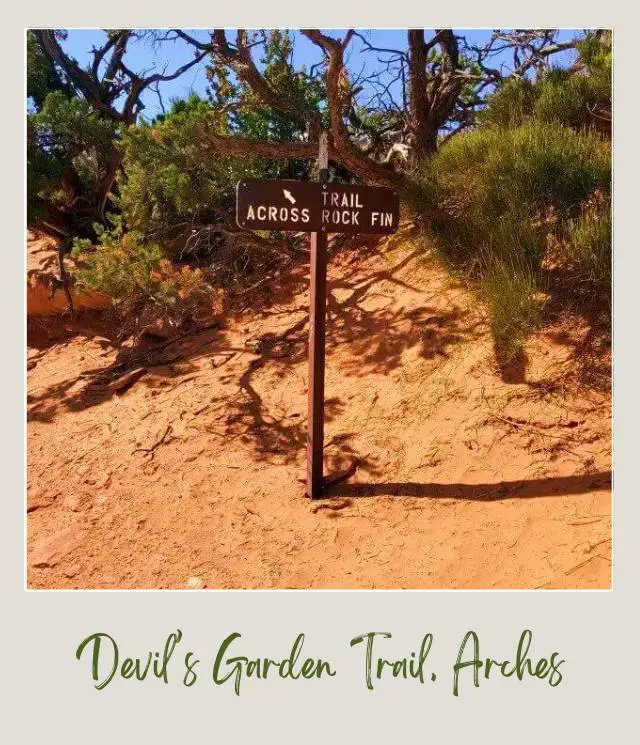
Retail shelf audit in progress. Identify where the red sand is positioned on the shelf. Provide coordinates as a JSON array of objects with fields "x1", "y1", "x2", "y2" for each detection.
[{"x1": 27, "y1": 230, "x2": 611, "y2": 589}]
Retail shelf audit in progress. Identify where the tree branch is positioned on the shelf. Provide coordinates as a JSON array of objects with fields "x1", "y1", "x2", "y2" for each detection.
[
  {"x1": 200, "y1": 128, "x2": 335, "y2": 161},
  {"x1": 301, "y1": 29, "x2": 406, "y2": 189},
  {"x1": 189, "y1": 29, "x2": 322, "y2": 134}
]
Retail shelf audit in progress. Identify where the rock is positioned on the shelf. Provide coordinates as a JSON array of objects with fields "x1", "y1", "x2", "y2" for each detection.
[
  {"x1": 62, "y1": 493, "x2": 86, "y2": 512},
  {"x1": 27, "y1": 489, "x2": 57, "y2": 513},
  {"x1": 185, "y1": 576, "x2": 206, "y2": 590},
  {"x1": 31, "y1": 527, "x2": 85, "y2": 568}
]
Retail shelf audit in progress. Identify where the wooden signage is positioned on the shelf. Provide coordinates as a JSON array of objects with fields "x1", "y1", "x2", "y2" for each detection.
[
  {"x1": 236, "y1": 179, "x2": 400, "y2": 235},
  {"x1": 320, "y1": 183, "x2": 400, "y2": 234},
  {"x1": 236, "y1": 180, "x2": 322, "y2": 231},
  {"x1": 235, "y1": 148, "x2": 400, "y2": 498}
]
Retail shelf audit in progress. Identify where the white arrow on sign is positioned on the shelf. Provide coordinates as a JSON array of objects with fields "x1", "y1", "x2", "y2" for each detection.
[{"x1": 283, "y1": 189, "x2": 296, "y2": 205}]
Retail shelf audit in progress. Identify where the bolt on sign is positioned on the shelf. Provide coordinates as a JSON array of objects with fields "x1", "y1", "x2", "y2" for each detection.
[
  {"x1": 236, "y1": 180, "x2": 400, "y2": 234},
  {"x1": 236, "y1": 142, "x2": 400, "y2": 499}
]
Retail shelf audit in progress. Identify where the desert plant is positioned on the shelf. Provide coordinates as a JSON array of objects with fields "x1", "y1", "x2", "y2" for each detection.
[
  {"x1": 72, "y1": 218, "x2": 214, "y2": 326},
  {"x1": 563, "y1": 190, "x2": 611, "y2": 285},
  {"x1": 418, "y1": 120, "x2": 610, "y2": 357},
  {"x1": 482, "y1": 257, "x2": 546, "y2": 361},
  {"x1": 479, "y1": 31, "x2": 611, "y2": 135}
]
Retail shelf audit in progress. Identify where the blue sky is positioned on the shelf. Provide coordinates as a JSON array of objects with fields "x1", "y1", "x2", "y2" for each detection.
[{"x1": 56, "y1": 29, "x2": 581, "y2": 121}]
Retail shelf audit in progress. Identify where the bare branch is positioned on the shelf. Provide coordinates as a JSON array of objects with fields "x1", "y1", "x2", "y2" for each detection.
[
  {"x1": 200, "y1": 128, "x2": 334, "y2": 161},
  {"x1": 301, "y1": 29, "x2": 405, "y2": 188}
]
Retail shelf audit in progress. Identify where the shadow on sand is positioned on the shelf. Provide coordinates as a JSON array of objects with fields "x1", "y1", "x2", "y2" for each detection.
[{"x1": 325, "y1": 471, "x2": 611, "y2": 501}]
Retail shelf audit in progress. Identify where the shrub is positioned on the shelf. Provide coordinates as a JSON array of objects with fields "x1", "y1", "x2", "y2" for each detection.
[
  {"x1": 563, "y1": 190, "x2": 611, "y2": 285},
  {"x1": 477, "y1": 78, "x2": 537, "y2": 129},
  {"x1": 119, "y1": 96, "x2": 305, "y2": 297},
  {"x1": 119, "y1": 95, "x2": 278, "y2": 259},
  {"x1": 29, "y1": 91, "x2": 119, "y2": 215},
  {"x1": 72, "y1": 218, "x2": 214, "y2": 326},
  {"x1": 479, "y1": 32, "x2": 611, "y2": 135},
  {"x1": 423, "y1": 121, "x2": 610, "y2": 261},
  {"x1": 482, "y1": 257, "x2": 546, "y2": 361},
  {"x1": 418, "y1": 121, "x2": 610, "y2": 357}
]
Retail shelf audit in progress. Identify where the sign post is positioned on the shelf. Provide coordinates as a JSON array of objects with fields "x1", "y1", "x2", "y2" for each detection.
[
  {"x1": 235, "y1": 140, "x2": 399, "y2": 498},
  {"x1": 306, "y1": 133, "x2": 330, "y2": 499}
]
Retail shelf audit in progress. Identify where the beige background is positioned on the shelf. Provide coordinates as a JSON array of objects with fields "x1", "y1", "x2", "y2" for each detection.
[{"x1": 5, "y1": 3, "x2": 638, "y2": 742}]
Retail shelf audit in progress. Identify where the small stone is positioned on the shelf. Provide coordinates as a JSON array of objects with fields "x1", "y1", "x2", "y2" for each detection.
[
  {"x1": 96, "y1": 473, "x2": 112, "y2": 489},
  {"x1": 185, "y1": 576, "x2": 206, "y2": 590}
]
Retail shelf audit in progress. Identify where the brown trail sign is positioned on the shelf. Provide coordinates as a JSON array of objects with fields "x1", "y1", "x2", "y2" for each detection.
[
  {"x1": 236, "y1": 180, "x2": 322, "y2": 231},
  {"x1": 235, "y1": 133, "x2": 400, "y2": 498},
  {"x1": 236, "y1": 179, "x2": 399, "y2": 235},
  {"x1": 319, "y1": 183, "x2": 399, "y2": 234}
]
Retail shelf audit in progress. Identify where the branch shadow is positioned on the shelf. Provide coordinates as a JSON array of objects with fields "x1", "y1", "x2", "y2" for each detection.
[
  {"x1": 27, "y1": 241, "x2": 483, "y2": 469},
  {"x1": 540, "y1": 269, "x2": 611, "y2": 392},
  {"x1": 322, "y1": 248, "x2": 484, "y2": 376},
  {"x1": 214, "y1": 247, "x2": 483, "y2": 462},
  {"x1": 27, "y1": 316, "x2": 222, "y2": 423}
]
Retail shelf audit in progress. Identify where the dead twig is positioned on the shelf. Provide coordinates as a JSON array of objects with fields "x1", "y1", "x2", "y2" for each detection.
[
  {"x1": 480, "y1": 390, "x2": 597, "y2": 460},
  {"x1": 165, "y1": 374, "x2": 199, "y2": 393},
  {"x1": 132, "y1": 424, "x2": 173, "y2": 460},
  {"x1": 564, "y1": 552, "x2": 609, "y2": 576}
]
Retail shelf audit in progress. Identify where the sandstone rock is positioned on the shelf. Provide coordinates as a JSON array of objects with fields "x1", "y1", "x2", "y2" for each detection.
[
  {"x1": 27, "y1": 489, "x2": 57, "y2": 513},
  {"x1": 31, "y1": 527, "x2": 85, "y2": 568}
]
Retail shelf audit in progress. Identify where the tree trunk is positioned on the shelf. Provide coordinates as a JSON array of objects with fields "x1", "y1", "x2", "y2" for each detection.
[
  {"x1": 407, "y1": 30, "x2": 434, "y2": 163},
  {"x1": 94, "y1": 147, "x2": 124, "y2": 223}
]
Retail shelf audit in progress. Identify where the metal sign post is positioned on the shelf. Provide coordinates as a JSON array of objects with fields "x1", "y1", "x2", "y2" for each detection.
[
  {"x1": 235, "y1": 138, "x2": 399, "y2": 499},
  {"x1": 306, "y1": 133, "x2": 330, "y2": 499}
]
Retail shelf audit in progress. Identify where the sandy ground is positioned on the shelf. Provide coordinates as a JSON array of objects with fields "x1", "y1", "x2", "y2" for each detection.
[
  {"x1": 27, "y1": 233, "x2": 110, "y2": 315},
  {"x1": 27, "y1": 229, "x2": 611, "y2": 589}
]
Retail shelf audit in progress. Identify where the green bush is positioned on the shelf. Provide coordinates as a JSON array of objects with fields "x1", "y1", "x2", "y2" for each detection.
[
  {"x1": 479, "y1": 32, "x2": 611, "y2": 135},
  {"x1": 482, "y1": 257, "x2": 545, "y2": 360},
  {"x1": 563, "y1": 191, "x2": 611, "y2": 285},
  {"x1": 119, "y1": 96, "x2": 266, "y2": 251},
  {"x1": 423, "y1": 121, "x2": 610, "y2": 260},
  {"x1": 418, "y1": 121, "x2": 610, "y2": 357},
  {"x1": 72, "y1": 218, "x2": 213, "y2": 322},
  {"x1": 477, "y1": 78, "x2": 537, "y2": 129},
  {"x1": 30, "y1": 91, "x2": 119, "y2": 207}
]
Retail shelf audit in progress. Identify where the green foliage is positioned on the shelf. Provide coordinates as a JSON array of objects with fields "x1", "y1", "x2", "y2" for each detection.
[
  {"x1": 479, "y1": 32, "x2": 611, "y2": 134},
  {"x1": 28, "y1": 88, "x2": 119, "y2": 227},
  {"x1": 563, "y1": 190, "x2": 611, "y2": 285},
  {"x1": 27, "y1": 31, "x2": 70, "y2": 111},
  {"x1": 27, "y1": 31, "x2": 121, "y2": 227},
  {"x1": 207, "y1": 30, "x2": 327, "y2": 142},
  {"x1": 576, "y1": 31, "x2": 612, "y2": 81},
  {"x1": 33, "y1": 91, "x2": 118, "y2": 191},
  {"x1": 27, "y1": 117, "x2": 65, "y2": 222},
  {"x1": 423, "y1": 121, "x2": 610, "y2": 260},
  {"x1": 482, "y1": 258, "x2": 545, "y2": 360},
  {"x1": 477, "y1": 78, "x2": 536, "y2": 129},
  {"x1": 534, "y1": 68, "x2": 610, "y2": 131},
  {"x1": 120, "y1": 95, "x2": 269, "y2": 253},
  {"x1": 418, "y1": 121, "x2": 611, "y2": 356},
  {"x1": 72, "y1": 217, "x2": 211, "y2": 319}
]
